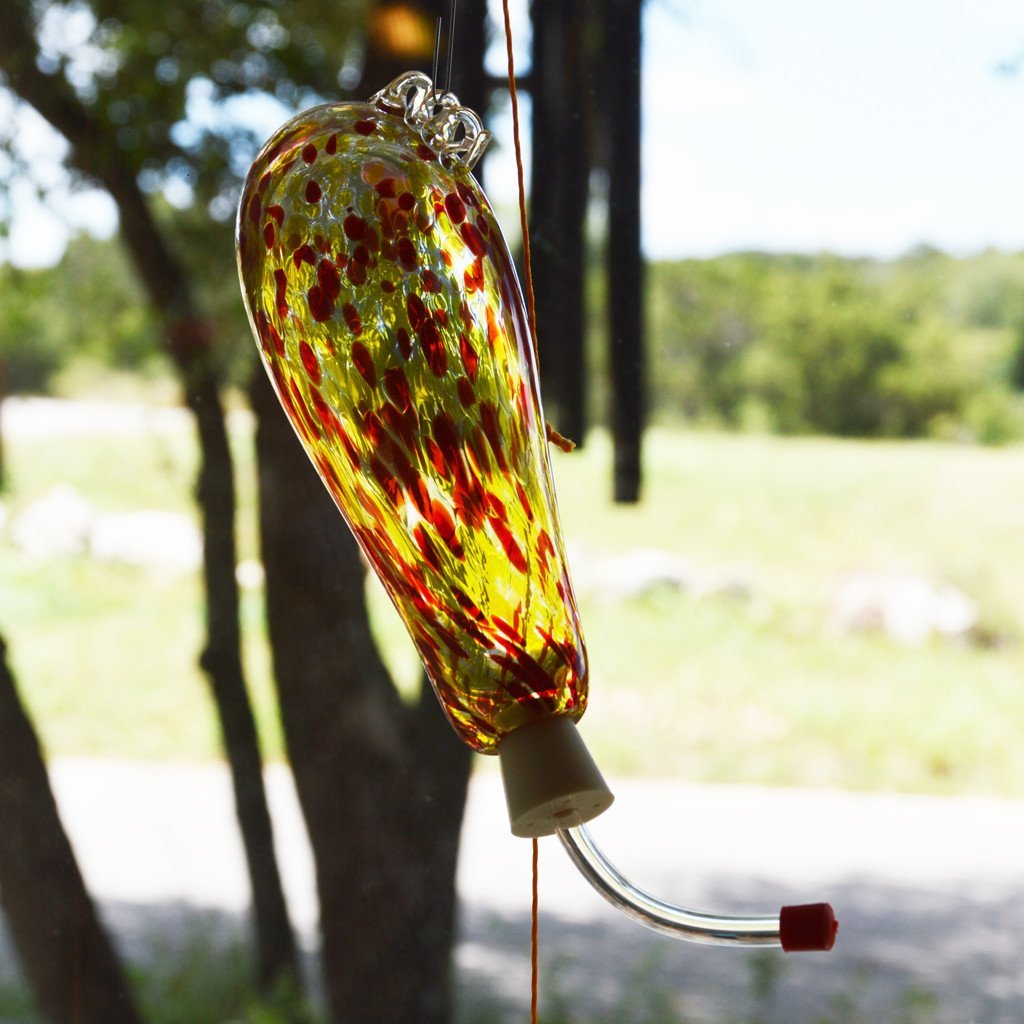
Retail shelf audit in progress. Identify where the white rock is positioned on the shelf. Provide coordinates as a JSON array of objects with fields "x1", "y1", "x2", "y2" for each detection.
[
  {"x1": 573, "y1": 546, "x2": 693, "y2": 600},
  {"x1": 931, "y1": 583, "x2": 979, "y2": 638},
  {"x1": 831, "y1": 571, "x2": 978, "y2": 645},
  {"x1": 11, "y1": 484, "x2": 97, "y2": 558},
  {"x1": 692, "y1": 565, "x2": 754, "y2": 601},
  {"x1": 90, "y1": 510, "x2": 202, "y2": 574}
]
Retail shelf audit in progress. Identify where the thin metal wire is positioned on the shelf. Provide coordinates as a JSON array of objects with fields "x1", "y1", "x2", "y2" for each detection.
[
  {"x1": 430, "y1": 0, "x2": 459, "y2": 101},
  {"x1": 444, "y1": 0, "x2": 458, "y2": 94},
  {"x1": 430, "y1": 17, "x2": 442, "y2": 103},
  {"x1": 501, "y1": 0, "x2": 540, "y2": 361}
]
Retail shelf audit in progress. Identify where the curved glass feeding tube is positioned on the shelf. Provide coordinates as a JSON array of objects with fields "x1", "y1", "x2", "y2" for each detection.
[{"x1": 558, "y1": 824, "x2": 837, "y2": 952}]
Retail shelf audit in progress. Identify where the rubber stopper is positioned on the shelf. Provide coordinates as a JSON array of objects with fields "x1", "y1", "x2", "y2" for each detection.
[
  {"x1": 779, "y1": 902, "x2": 839, "y2": 952},
  {"x1": 497, "y1": 715, "x2": 614, "y2": 838}
]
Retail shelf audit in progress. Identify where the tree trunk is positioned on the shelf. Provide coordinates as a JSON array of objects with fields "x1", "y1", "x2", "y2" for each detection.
[
  {"x1": 251, "y1": 372, "x2": 472, "y2": 1024},
  {"x1": 0, "y1": 633, "x2": 144, "y2": 1024},
  {"x1": 186, "y1": 367, "x2": 300, "y2": 993},
  {"x1": 0, "y1": 4, "x2": 300, "y2": 994}
]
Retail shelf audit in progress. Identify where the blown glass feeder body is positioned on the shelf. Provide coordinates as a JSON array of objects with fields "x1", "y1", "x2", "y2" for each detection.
[{"x1": 237, "y1": 74, "x2": 587, "y2": 753}]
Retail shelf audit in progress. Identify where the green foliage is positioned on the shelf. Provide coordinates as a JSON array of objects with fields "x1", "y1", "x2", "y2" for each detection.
[
  {"x1": 646, "y1": 254, "x2": 768, "y2": 426},
  {"x1": 2, "y1": 1, "x2": 1022, "y2": 452},
  {"x1": 0, "y1": 233, "x2": 158, "y2": 393},
  {"x1": 647, "y1": 248, "x2": 1024, "y2": 443},
  {"x1": 533, "y1": 948, "x2": 688, "y2": 1024},
  {"x1": 9, "y1": 0, "x2": 365, "y2": 212},
  {"x1": 131, "y1": 929, "x2": 312, "y2": 1024},
  {"x1": 0, "y1": 929, "x2": 315, "y2": 1024},
  {"x1": 0, "y1": 978, "x2": 37, "y2": 1023},
  {"x1": 0, "y1": 263, "x2": 67, "y2": 392},
  {"x1": 0, "y1": 0, "x2": 371, "y2": 399},
  {"x1": 10, "y1": 236, "x2": 1024, "y2": 448},
  {"x1": 1009, "y1": 322, "x2": 1024, "y2": 390},
  {"x1": 459, "y1": 948, "x2": 941, "y2": 1024},
  {"x1": 56, "y1": 234, "x2": 159, "y2": 368},
  {"x1": 741, "y1": 259, "x2": 904, "y2": 435}
]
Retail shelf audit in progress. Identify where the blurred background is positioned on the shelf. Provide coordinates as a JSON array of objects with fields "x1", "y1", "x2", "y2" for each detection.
[{"x1": 1, "y1": 1, "x2": 1023, "y2": 1023}]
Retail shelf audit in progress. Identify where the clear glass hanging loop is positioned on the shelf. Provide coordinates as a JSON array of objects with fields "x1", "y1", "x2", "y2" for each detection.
[{"x1": 370, "y1": 71, "x2": 491, "y2": 170}]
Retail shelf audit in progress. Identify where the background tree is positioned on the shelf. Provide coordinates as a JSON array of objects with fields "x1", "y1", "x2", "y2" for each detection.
[
  {"x1": 0, "y1": 631, "x2": 143, "y2": 1024},
  {"x1": 0, "y1": 1, "x2": 483, "y2": 1021},
  {"x1": 0, "y1": 1, "x2": 302, "y2": 998},
  {"x1": 1011, "y1": 328, "x2": 1024, "y2": 391},
  {"x1": 645, "y1": 250, "x2": 1024, "y2": 442}
]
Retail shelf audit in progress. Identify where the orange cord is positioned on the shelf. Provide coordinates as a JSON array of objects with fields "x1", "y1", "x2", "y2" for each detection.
[
  {"x1": 501, "y1": 0, "x2": 540, "y2": 361},
  {"x1": 531, "y1": 837, "x2": 540, "y2": 1024}
]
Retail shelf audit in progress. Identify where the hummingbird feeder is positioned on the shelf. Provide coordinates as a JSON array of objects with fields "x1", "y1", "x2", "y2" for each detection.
[{"x1": 236, "y1": 70, "x2": 837, "y2": 954}]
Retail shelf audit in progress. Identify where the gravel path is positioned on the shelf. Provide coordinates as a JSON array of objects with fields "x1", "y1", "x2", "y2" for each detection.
[{"x1": 1, "y1": 759, "x2": 1021, "y2": 1023}]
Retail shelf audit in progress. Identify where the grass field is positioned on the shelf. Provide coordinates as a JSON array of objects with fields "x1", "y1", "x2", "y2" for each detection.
[{"x1": 1, "y1": 402, "x2": 1022, "y2": 796}]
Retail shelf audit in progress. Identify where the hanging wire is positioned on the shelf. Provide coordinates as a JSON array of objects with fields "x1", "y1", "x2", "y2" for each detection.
[
  {"x1": 430, "y1": 0, "x2": 458, "y2": 103},
  {"x1": 500, "y1": 0, "x2": 540, "y2": 360},
  {"x1": 444, "y1": 0, "x2": 457, "y2": 94},
  {"x1": 430, "y1": 16, "x2": 443, "y2": 98}
]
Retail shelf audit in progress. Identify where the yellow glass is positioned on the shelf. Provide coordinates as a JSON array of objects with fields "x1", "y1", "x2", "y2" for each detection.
[{"x1": 236, "y1": 80, "x2": 587, "y2": 753}]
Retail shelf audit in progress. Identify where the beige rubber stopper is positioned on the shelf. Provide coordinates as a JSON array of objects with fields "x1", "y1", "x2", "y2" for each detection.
[{"x1": 497, "y1": 715, "x2": 614, "y2": 838}]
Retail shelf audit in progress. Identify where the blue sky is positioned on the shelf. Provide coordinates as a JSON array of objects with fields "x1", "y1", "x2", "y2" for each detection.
[
  {"x1": 636, "y1": 0, "x2": 1024, "y2": 258},
  {"x1": 3, "y1": 0, "x2": 1024, "y2": 266}
]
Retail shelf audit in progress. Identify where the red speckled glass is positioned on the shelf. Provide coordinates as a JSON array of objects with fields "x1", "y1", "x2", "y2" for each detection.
[{"x1": 236, "y1": 74, "x2": 587, "y2": 753}]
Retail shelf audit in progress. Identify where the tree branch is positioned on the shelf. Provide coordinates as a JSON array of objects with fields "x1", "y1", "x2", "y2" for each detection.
[{"x1": 0, "y1": 2, "x2": 191, "y2": 321}]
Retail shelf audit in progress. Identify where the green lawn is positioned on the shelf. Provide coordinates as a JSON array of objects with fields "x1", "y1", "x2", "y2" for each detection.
[{"x1": 1, "y1": 409, "x2": 1022, "y2": 796}]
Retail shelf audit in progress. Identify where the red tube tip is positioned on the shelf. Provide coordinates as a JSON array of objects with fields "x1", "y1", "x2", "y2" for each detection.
[{"x1": 779, "y1": 902, "x2": 838, "y2": 952}]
